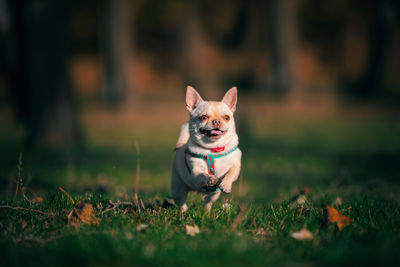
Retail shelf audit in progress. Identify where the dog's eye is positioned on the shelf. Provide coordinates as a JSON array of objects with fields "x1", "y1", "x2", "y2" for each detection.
[
  {"x1": 200, "y1": 115, "x2": 209, "y2": 121},
  {"x1": 224, "y1": 115, "x2": 230, "y2": 121}
]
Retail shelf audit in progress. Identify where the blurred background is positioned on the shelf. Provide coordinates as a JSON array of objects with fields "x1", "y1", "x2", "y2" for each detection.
[{"x1": 0, "y1": 0, "x2": 399, "y2": 201}]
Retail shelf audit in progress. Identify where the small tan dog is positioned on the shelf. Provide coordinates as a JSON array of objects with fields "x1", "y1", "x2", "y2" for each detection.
[{"x1": 171, "y1": 86, "x2": 242, "y2": 212}]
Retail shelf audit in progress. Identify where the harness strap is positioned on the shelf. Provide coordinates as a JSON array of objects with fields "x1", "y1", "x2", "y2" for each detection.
[
  {"x1": 185, "y1": 146, "x2": 238, "y2": 192},
  {"x1": 185, "y1": 146, "x2": 239, "y2": 176}
]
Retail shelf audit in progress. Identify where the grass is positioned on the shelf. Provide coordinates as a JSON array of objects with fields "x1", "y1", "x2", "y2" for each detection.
[
  {"x1": 1, "y1": 195, "x2": 399, "y2": 266},
  {"x1": 0, "y1": 105, "x2": 400, "y2": 266}
]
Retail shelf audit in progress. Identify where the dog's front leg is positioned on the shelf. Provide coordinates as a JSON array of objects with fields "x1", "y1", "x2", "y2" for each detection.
[
  {"x1": 219, "y1": 164, "x2": 241, "y2": 193},
  {"x1": 202, "y1": 190, "x2": 221, "y2": 212}
]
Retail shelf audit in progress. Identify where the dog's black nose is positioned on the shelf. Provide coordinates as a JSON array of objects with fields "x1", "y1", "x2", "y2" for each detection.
[{"x1": 212, "y1": 119, "x2": 221, "y2": 128}]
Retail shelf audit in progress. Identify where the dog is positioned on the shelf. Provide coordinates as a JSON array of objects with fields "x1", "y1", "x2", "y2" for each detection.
[{"x1": 171, "y1": 86, "x2": 242, "y2": 212}]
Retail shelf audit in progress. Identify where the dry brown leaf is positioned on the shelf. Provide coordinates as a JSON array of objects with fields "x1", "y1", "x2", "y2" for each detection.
[
  {"x1": 291, "y1": 228, "x2": 314, "y2": 240},
  {"x1": 302, "y1": 187, "x2": 311, "y2": 194},
  {"x1": 289, "y1": 188, "x2": 311, "y2": 209},
  {"x1": 32, "y1": 196, "x2": 43, "y2": 203},
  {"x1": 253, "y1": 228, "x2": 267, "y2": 236},
  {"x1": 290, "y1": 195, "x2": 307, "y2": 209},
  {"x1": 326, "y1": 205, "x2": 352, "y2": 230},
  {"x1": 68, "y1": 200, "x2": 99, "y2": 227},
  {"x1": 185, "y1": 224, "x2": 200, "y2": 236}
]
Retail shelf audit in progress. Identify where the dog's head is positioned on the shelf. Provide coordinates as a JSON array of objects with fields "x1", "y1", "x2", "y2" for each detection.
[{"x1": 186, "y1": 86, "x2": 238, "y2": 148}]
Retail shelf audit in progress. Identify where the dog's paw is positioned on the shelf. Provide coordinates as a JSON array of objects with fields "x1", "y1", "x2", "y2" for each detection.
[
  {"x1": 195, "y1": 174, "x2": 218, "y2": 188},
  {"x1": 207, "y1": 175, "x2": 219, "y2": 186},
  {"x1": 219, "y1": 180, "x2": 232, "y2": 193}
]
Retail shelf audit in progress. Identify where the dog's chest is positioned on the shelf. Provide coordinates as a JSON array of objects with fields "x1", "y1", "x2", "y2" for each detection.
[
  {"x1": 188, "y1": 150, "x2": 238, "y2": 177},
  {"x1": 213, "y1": 156, "x2": 233, "y2": 177}
]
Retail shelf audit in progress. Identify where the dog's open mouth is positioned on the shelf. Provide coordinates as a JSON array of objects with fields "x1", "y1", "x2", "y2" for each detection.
[{"x1": 200, "y1": 128, "x2": 226, "y2": 138}]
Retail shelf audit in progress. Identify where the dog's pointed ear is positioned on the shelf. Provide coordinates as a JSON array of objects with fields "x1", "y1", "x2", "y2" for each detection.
[
  {"x1": 186, "y1": 86, "x2": 203, "y2": 112},
  {"x1": 222, "y1": 86, "x2": 238, "y2": 112}
]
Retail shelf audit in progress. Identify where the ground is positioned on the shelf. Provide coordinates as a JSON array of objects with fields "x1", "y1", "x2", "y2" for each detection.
[{"x1": 0, "y1": 97, "x2": 399, "y2": 266}]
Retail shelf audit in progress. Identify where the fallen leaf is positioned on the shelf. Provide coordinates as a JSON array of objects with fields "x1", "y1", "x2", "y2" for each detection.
[
  {"x1": 137, "y1": 224, "x2": 148, "y2": 232},
  {"x1": 185, "y1": 224, "x2": 200, "y2": 236},
  {"x1": 302, "y1": 187, "x2": 311, "y2": 194},
  {"x1": 32, "y1": 196, "x2": 43, "y2": 204},
  {"x1": 253, "y1": 228, "x2": 267, "y2": 236},
  {"x1": 291, "y1": 228, "x2": 314, "y2": 240},
  {"x1": 289, "y1": 188, "x2": 311, "y2": 209},
  {"x1": 68, "y1": 200, "x2": 99, "y2": 227},
  {"x1": 325, "y1": 205, "x2": 352, "y2": 230},
  {"x1": 290, "y1": 195, "x2": 307, "y2": 209}
]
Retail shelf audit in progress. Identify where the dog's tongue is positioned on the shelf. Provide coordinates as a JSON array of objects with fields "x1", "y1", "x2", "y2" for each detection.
[{"x1": 210, "y1": 129, "x2": 223, "y2": 136}]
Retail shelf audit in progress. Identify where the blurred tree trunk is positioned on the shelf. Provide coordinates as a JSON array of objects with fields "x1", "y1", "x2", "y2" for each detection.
[
  {"x1": 268, "y1": 0, "x2": 296, "y2": 96},
  {"x1": 4, "y1": 0, "x2": 82, "y2": 147},
  {"x1": 99, "y1": 0, "x2": 132, "y2": 105},
  {"x1": 358, "y1": 0, "x2": 395, "y2": 96},
  {"x1": 179, "y1": 0, "x2": 203, "y2": 94},
  {"x1": 178, "y1": 0, "x2": 219, "y2": 98}
]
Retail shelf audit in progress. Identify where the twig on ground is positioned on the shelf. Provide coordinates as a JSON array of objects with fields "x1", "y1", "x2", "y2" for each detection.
[
  {"x1": 297, "y1": 206, "x2": 304, "y2": 218},
  {"x1": 101, "y1": 200, "x2": 135, "y2": 214},
  {"x1": 0, "y1": 205, "x2": 56, "y2": 217},
  {"x1": 229, "y1": 204, "x2": 248, "y2": 232},
  {"x1": 58, "y1": 186, "x2": 75, "y2": 205},
  {"x1": 271, "y1": 204, "x2": 277, "y2": 219},
  {"x1": 101, "y1": 208, "x2": 116, "y2": 215},
  {"x1": 279, "y1": 217, "x2": 286, "y2": 230},
  {"x1": 14, "y1": 234, "x2": 65, "y2": 245},
  {"x1": 238, "y1": 173, "x2": 244, "y2": 198},
  {"x1": 14, "y1": 152, "x2": 31, "y2": 203},
  {"x1": 140, "y1": 199, "x2": 145, "y2": 210},
  {"x1": 134, "y1": 141, "x2": 141, "y2": 212}
]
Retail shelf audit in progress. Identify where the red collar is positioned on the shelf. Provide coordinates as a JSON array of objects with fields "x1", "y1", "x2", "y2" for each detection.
[{"x1": 211, "y1": 146, "x2": 225, "y2": 153}]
